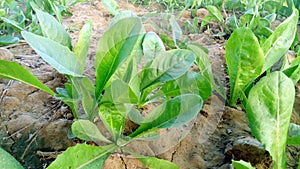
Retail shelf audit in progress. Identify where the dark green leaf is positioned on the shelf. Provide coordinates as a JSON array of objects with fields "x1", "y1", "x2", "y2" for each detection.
[
  {"x1": 0, "y1": 60, "x2": 55, "y2": 95},
  {"x1": 262, "y1": 9, "x2": 298, "y2": 72},
  {"x1": 47, "y1": 143, "x2": 115, "y2": 169},
  {"x1": 95, "y1": 17, "x2": 143, "y2": 99},
  {"x1": 131, "y1": 94, "x2": 202, "y2": 137},
  {"x1": 246, "y1": 71, "x2": 295, "y2": 169},
  {"x1": 0, "y1": 36, "x2": 19, "y2": 45},
  {"x1": 0, "y1": 148, "x2": 24, "y2": 169},
  {"x1": 287, "y1": 123, "x2": 300, "y2": 146},
  {"x1": 22, "y1": 31, "x2": 82, "y2": 77},
  {"x1": 72, "y1": 120, "x2": 111, "y2": 143},
  {"x1": 140, "y1": 49, "x2": 195, "y2": 90},
  {"x1": 226, "y1": 27, "x2": 264, "y2": 106}
]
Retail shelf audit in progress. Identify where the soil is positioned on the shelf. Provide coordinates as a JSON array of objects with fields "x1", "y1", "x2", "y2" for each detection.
[{"x1": 0, "y1": 1, "x2": 299, "y2": 169}]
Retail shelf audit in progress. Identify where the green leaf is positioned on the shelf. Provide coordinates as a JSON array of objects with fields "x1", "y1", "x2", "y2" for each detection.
[
  {"x1": 0, "y1": 17, "x2": 24, "y2": 31},
  {"x1": 0, "y1": 148, "x2": 24, "y2": 169},
  {"x1": 95, "y1": 17, "x2": 143, "y2": 99},
  {"x1": 232, "y1": 160, "x2": 255, "y2": 169},
  {"x1": 138, "y1": 157, "x2": 179, "y2": 169},
  {"x1": 262, "y1": 9, "x2": 299, "y2": 72},
  {"x1": 0, "y1": 60, "x2": 55, "y2": 95},
  {"x1": 206, "y1": 5, "x2": 224, "y2": 23},
  {"x1": 33, "y1": 7, "x2": 72, "y2": 49},
  {"x1": 140, "y1": 49, "x2": 195, "y2": 90},
  {"x1": 226, "y1": 27, "x2": 264, "y2": 106},
  {"x1": 101, "y1": 0, "x2": 119, "y2": 15},
  {"x1": 99, "y1": 104, "x2": 127, "y2": 141},
  {"x1": 161, "y1": 71, "x2": 211, "y2": 100},
  {"x1": 142, "y1": 32, "x2": 165, "y2": 62},
  {"x1": 22, "y1": 31, "x2": 83, "y2": 77},
  {"x1": 74, "y1": 21, "x2": 92, "y2": 73},
  {"x1": 47, "y1": 143, "x2": 115, "y2": 169},
  {"x1": 110, "y1": 11, "x2": 137, "y2": 27},
  {"x1": 71, "y1": 120, "x2": 111, "y2": 143},
  {"x1": 70, "y1": 77, "x2": 96, "y2": 119},
  {"x1": 131, "y1": 94, "x2": 202, "y2": 137},
  {"x1": 287, "y1": 123, "x2": 300, "y2": 146},
  {"x1": 187, "y1": 43, "x2": 213, "y2": 84},
  {"x1": 101, "y1": 79, "x2": 138, "y2": 104},
  {"x1": 169, "y1": 15, "x2": 182, "y2": 47},
  {"x1": 246, "y1": 71, "x2": 295, "y2": 169},
  {"x1": 0, "y1": 35, "x2": 19, "y2": 45}
]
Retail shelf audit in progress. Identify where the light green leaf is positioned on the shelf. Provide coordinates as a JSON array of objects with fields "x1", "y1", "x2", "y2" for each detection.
[
  {"x1": 0, "y1": 35, "x2": 19, "y2": 45},
  {"x1": 140, "y1": 49, "x2": 195, "y2": 90},
  {"x1": 72, "y1": 120, "x2": 111, "y2": 143},
  {"x1": 142, "y1": 32, "x2": 165, "y2": 62},
  {"x1": 95, "y1": 17, "x2": 143, "y2": 99},
  {"x1": 47, "y1": 143, "x2": 115, "y2": 169},
  {"x1": 206, "y1": 5, "x2": 224, "y2": 23},
  {"x1": 232, "y1": 160, "x2": 255, "y2": 169},
  {"x1": 33, "y1": 8, "x2": 72, "y2": 49},
  {"x1": 262, "y1": 9, "x2": 298, "y2": 72},
  {"x1": 99, "y1": 104, "x2": 127, "y2": 141},
  {"x1": 0, "y1": 17, "x2": 24, "y2": 31},
  {"x1": 22, "y1": 31, "x2": 83, "y2": 77},
  {"x1": 187, "y1": 43, "x2": 213, "y2": 84},
  {"x1": 74, "y1": 21, "x2": 92, "y2": 73},
  {"x1": 101, "y1": 79, "x2": 138, "y2": 104},
  {"x1": 169, "y1": 15, "x2": 182, "y2": 47},
  {"x1": 110, "y1": 11, "x2": 137, "y2": 27},
  {"x1": 287, "y1": 123, "x2": 300, "y2": 146},
  {"x1": 101, "y1": 0, "x2": 119, "y2": 15},
  {"x1": 161, "y1": 71, "x2": 211, "y2": 100},
  {"x1": 0, "y1": 148, "x2": 24, "y2": 169},
  {"x1": 131, "y1": 94, "x2": 202, "y2": 137},
  {"x1": 138, "y1": 157, "x2": 180, "y2": 169},
  {"x1": 246, "y1": 71, "x2": 295, "y2": 169},
  {"x1": 226, "y1": 27, "x2": 264, "y2": 106},
  {"x1": 0, "y1": 60, "x2": 55, "y2": 95}
]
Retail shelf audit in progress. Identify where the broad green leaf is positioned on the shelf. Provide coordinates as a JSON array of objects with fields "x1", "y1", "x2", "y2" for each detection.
[
  {"x1": 0, "y1": 35, "x2": 19, "y2": 45},
  {"x1": 169, "y1": 15, "x2": 182, "y2": 47},
  {"x1": 187, "y1": 43, "x2": 213, "y2": 83},
  {"x1": 287, "y1": 123, "x2": 300, "y2": 146},
  {"x1": 161, "y1": 71, "x2": 211, "y2": 100},
  {"x1": 232, "y1": 160, "x2": 255, "y2": 169},
  {"x1": 47, "y1": 143, "x2": 115, "y2": 169},
  {"x1": 283, "y1": 64, "x2": 300, "y2": 84},
  {"x1": 95, "y1": 17, "x2": 143, "y2": 99},
  {"x1": 33, "y1": 7, "x2": 72, "y2": 49},
  {"x1": 101, "y1": 79, "x2": 138, "y2": 104},
  {"x1": 0, "y1": 148, "x2": 24, "y2": 169},
  {"x1": 0, "y1": 60, "x2": 55, "y2": 95},
  {"x1": 138, "y1": 157, "x2": 179, "y2": 169},
  {"x1": 71, "y1": 120, "x2": 111, "y2": 143},
  {"x1": 70, "y1": 77, "x2": 96, "y2": 119},
  {"x1": 206, "y1": 5, "x2": 224, "y2": 23},
  {"x1": 74, "y1": 21, "x2": 92, "y2": 73},
  {"x1": 101, "y1": 0, "x2": 119, "y2": 15},
  {"x1": 0, "y1": 17, "x2": 24, "y2": 31},
  {"x1": 262, "y1": 9, "x2": 298, "y2": 72},
  {"x1": 130, "y1": 94, "x2": 202, "y2": 137},
  {"x1": 110, "y1": 11, "x2": 137, "y2": 27},
  {"x1": 99, "y1": 104, "x2": 127, "y2": 141},
  {"x1": 140, "y1": 49, "x2": 195, "y2": 90},
  {"x1": 22, "y1": 31, "x2": 83, "y2": 77},
  {"x1": 246, "y1": 71, "x2": 295, "y2": 169},
  {"x1": 226, "y1": 27, "x2": 264, "y2": 106},
  {"x1": 142, "y1": 32, "x2": 165, "y2": 62}
]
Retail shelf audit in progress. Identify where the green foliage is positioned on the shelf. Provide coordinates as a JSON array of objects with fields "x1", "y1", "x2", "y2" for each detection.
[
  {"x1": 246, "y1": 71, "x2": 295, "y2": 169},
  {"x1": 287, "y1": 123, "x2": 300, "y2": 146},
  {"x1": 0, "y1": 148, "x2": 24, "y2": 169},
  {"x1": 232, "y1": 160, "x2": 255, "y2": 169},
  {"x1": 101, "y1": 0, "x2": 119, "y2": 15},
  {"x1": 226, "y1": 27, "x2": 264, "y2": 106}
]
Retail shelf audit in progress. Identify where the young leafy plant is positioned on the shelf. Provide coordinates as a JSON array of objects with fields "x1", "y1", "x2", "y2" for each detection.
[{"x1": 0, "y1": 8, "x2": 210, "y2": 168}]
